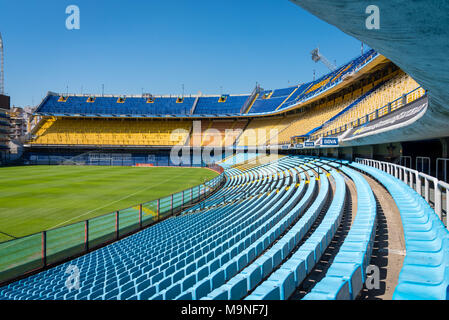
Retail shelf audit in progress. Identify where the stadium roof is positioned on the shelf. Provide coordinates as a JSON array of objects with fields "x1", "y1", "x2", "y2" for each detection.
[{"x1": 290, "y1": 0, "x2": 449, "y2": 144}]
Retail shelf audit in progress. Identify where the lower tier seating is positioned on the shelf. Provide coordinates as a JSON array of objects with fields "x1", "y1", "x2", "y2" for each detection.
[
  {"x1": 31, "y1": 119, "x2": 192, "y2": 146},
  {"x1": 1, "y1": 155, "x2": 447, "y2": 300},
  {"x1": 303, "y1": 160, "x2": 377, "y2": 300},
  {"x1": 350, "y1": 162, "x2": 449, "y2": 300}
]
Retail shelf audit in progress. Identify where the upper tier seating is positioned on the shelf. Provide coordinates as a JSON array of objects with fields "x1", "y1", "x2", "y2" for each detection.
[
  {"x1": 38, "y1": 96, "x2": 196, "y2": 116},
  {"x1": 277, "y1": 49, "x2": 378, "y2": 112},
  {"x1": 313, "y1": 72, "x2": 423, "y2": 137},
  {"x1": 274, "y1": 96, "x2": 358, "y2": 144},
  {"x1": 35, "y1": 50, "x2": 378, "y2": 118},
  {"x1": 248, "y1": 87, "x2": 299, "y2": 114},
  {"x1": 194, "y1": 95, "x2": 250, "y2": 115}
]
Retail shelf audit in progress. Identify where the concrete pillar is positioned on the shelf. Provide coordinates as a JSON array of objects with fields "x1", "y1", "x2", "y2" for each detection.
[{"x1": 440, "y1": 138, "x2": 449, "y2": 158}]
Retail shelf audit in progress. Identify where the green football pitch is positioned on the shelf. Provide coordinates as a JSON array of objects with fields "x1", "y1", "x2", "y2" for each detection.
[{"x1": 0, "y1": 165, "x2": 218, "y2": 243}]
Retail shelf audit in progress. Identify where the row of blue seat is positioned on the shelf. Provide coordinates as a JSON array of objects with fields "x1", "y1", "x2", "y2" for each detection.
[
  {"x1": 0, "y1": 156, "x2": 304, "y2": 300},
  {"x1": 204, "y1": 166, "x2": 323, "y2": 300},
  {"x1": 0, "y1": 162, "x2": 258, "y2": 299},
  {"x1": 12, "y1": 156, "x2": 437, "y2": 300},
  {"x1": 351, "y1": 162, "x2": 449, "y2": 300},
  {"x1": 194, "y1": 95, "x2": 250, "y2": 115},
  {"x1": 37, "y1": 95, "x2": 250, "y2": 116},
  {"x1": 246, "y1": 165, "x2": 346, "y2": 300},
  {"x1": 155, "y1": 162, "x2": 306, "y2": 299},
  {"x1": 303, "y1": 160, "x2": 377, "y2": 300},
  {"x1": 126, "y1": 158, "x2": 302, "y2": 295}
]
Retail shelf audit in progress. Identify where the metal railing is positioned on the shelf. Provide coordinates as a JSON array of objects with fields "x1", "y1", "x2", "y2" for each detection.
[
  {"x1": 436, "y1": 158, "x2": 449, "y2": 182},
  {"x1": 356, "y1": 158, "x2": 448, "y2": 227},
  {"x1": 0, "y1": 170, "x2": 226, "y2": 286},
  {"x1": 399, "y1": 155, "x2": 412, "y2": 168},
  {"x1": 416, "y1": 156, "x2": 431, "y2": 175}
]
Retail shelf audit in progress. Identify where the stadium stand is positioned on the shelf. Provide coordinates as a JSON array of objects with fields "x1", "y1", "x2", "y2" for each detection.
[
  {"x1": 189, "y1": 120, "x2": 248, "y2": 147},
  {"x1": 312, "y1": 72, "x2": 424, "y2": 139},
  {"x1": 6, "y1": 0, "x2": 449, "y2": 303},
  {"x1": 276, "y1": 49, "x2": 379, "y2": 112},
  {"x1": 26, "y1": 49, "x2": 399, "y2": 150},
  {"x1": 207, "y1": 164, "x2": 323, "y2": 300},
  {"x1": 275, "y1": 97, "x2": 359, "y2": 144},
  {"x1": 303, "y1": 160, "x2": 376, "y2": 300},
  {"x1": 217, "y1": 153, "x2": 260, "y2": 169},
  {"x1": 37, "y1": 95, "x2": 196, "y2": 116},
  {"x1": 1, "y1": 154, "x2": 448, "y2": 300},
  {"x1": 32, "y1": 50, "x2": 379, "y2": 120},
  {"x1": 236, "y1": 117, "x2": 291, "y2": 147},
  {"x1": 0, "y1": 155, "x2": 307, "y2": 300},
  {"x1": 6, "y1": 40, "x2": 445, "y2": 302},
  {"x1": 194, "y1": 95, "x2": 250, "y2": 115},
  {"x1": 350, "y1": 161, "x2": 449, "y2": 300},
  {"x1": 30, "y1": 119, "x2": 192, "y2": 146},
  {"x1": 245, "y1": 163, "x2": 344, "y2": 300},
  {"x1": 248, "y1": 87, "x2": 299, "y2": 114}
]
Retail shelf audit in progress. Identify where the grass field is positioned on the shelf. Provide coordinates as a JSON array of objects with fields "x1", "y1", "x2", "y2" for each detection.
[{"x1": 0, "y1": 165, "x2": 218, "y2": 242}]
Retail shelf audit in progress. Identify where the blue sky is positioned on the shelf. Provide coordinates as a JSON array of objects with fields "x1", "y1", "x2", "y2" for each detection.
[{"x1": 0, "y1": 0, "x2": 367, "y2": 107}]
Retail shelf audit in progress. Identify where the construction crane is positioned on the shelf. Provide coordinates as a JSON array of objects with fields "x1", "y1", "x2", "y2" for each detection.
[
  {"x1": 0, "y1": 32, "x2": 3, "y2": 94},
  {"x1": 311, "y1": 47, "x2": 336, "y2": 72}
]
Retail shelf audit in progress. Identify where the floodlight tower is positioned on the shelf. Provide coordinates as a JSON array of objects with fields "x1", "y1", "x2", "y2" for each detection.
[
  {"x1": 0, "y1": 32, "x2": 4, "y2": 94},
  {"x1": 311, "y1": 47, "x2": 336, "y2": 72}
]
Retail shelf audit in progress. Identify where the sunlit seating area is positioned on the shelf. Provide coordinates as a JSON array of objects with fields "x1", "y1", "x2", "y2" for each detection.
[{"x1": 31, "y1": 119, "x2": 192, "y2": 146}]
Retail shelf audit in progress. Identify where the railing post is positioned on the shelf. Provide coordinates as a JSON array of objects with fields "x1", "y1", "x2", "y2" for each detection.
[
  {"x1": 41, "y1": 231, "x2": 47, "y2": 267},
  {"x1": 139, "y1": 204, "x2": 142, "y2": 228},
  {"x1": 157, "y1": 199, "x2": 160, "y2": 220},
  {"x1": 85, "y1": 220, "x2": 89, "y2": 252},
  {"x1": 171, "y1": 194, "x2": 174, "y2": 215},
  {"x1": 434, "y1": 182, "x2": 442, "y2": 220},
  {"x1": 416, "y1": 173, "x2": 421, "y2": 195},
  {"x1": 409, "y1": 171, "x2": 414, "y2": 189},
  {"x1": 446, "y1": 187, "x2": 449, "y2": 230},
  {"x1": 424, "y1": 178, "x2": 429, "y2": 203},
  {"x1": 115, "y1": 211, "x2": 119, "y2": 240}
]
